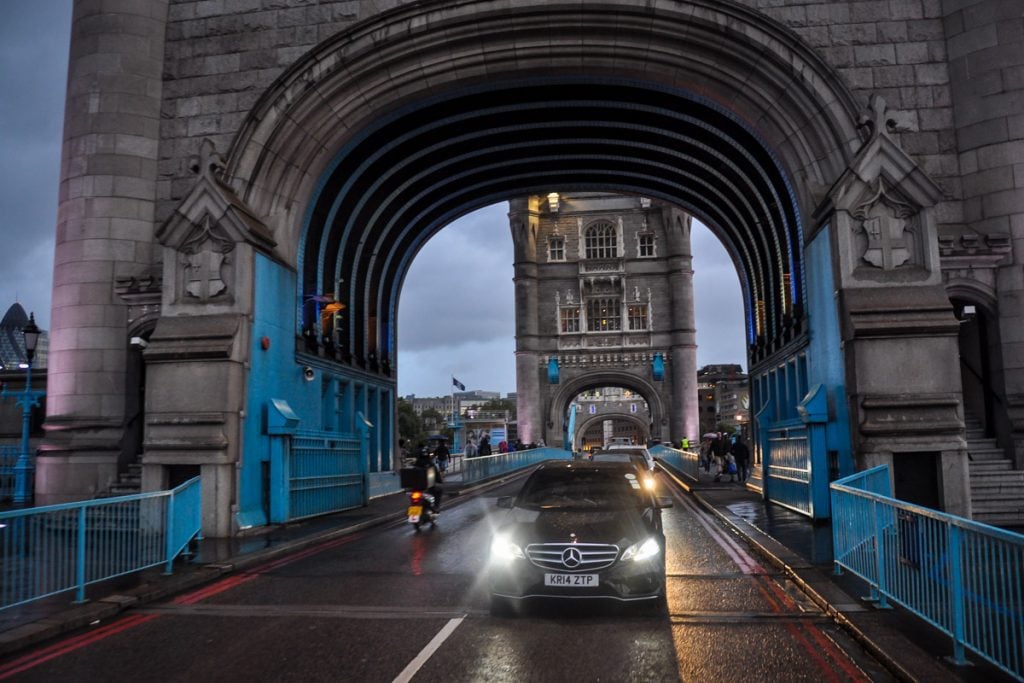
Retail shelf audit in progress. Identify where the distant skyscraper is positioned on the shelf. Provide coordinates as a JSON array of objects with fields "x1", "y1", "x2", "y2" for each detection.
[{"x1": 0, "y1": 303, "x2": 48, "y2": 370}]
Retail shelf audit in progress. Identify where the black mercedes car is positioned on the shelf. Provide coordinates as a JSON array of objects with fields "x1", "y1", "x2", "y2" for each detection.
[{"x1": 488, "y1": 461, "x2": 673, "y2": 614}]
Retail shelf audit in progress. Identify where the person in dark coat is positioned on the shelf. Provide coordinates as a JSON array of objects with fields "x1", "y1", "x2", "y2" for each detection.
[
  {"x1": 730, "y1": 436, "x2": 751, "y2": 483},
  {"x1": 413, "y1": 448, "x2": 443, "y2": 509},
  {"x1": 433, "y1": 440, "x2": 450, "y2": 472},
  {"x1": 478, "y1": 433, "x2": 492, "y2": 456}
]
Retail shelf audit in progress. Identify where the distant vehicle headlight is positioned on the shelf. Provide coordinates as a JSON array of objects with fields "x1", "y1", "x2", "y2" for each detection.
[
  {"x1": 490, "y1": 534, "x2": 525, "y2": 563},
  {"x1": 620, "y1": 537, "x2": 660, "y2": 562}
]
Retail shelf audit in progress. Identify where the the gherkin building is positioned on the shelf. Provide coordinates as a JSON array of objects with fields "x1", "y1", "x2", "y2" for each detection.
[{"x1": 0, "y1": 303, "x2": 47, "y2": 371}]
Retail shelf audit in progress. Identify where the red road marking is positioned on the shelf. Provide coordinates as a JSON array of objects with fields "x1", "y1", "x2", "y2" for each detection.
[
  {"x1": 0, "y1": 614, "x2": 159, "y2": 679},
  {"x1": 0, "y1": 531, "x2": 367, "y2": 676}
]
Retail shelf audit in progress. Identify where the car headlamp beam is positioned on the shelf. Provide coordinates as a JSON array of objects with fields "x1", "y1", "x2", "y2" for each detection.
[
  {"x1": 621, "y1": 537, "x2": 660, "y2": 562},
  {"x1": 491, "y1": 535, "x2": 524, "y2": 563}
]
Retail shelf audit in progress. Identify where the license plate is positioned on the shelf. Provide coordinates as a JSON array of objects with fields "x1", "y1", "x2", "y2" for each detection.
[
  {"x1": 407, "y1": 505, "x2": 422, "y2": 519},
  {"x1": 544, "y1": 573, "x2": 598, "y2": 587}
]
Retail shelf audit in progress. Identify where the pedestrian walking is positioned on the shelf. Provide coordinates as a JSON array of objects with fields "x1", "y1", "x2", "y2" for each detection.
[
  {"x1": 715, "y1": 452, "x2": 738, "y2": 482},
  {"x1": 434, "y1": 440, "x2": 450, "y2": 473},
  {"x1": 731, "y1": 436, "x2": 751, "y2": 483}
]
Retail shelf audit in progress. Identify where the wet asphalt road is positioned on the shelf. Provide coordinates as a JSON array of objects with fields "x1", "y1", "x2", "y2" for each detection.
[{"x1": 1, "y1": 473, "x2": 894, "y2": 682}]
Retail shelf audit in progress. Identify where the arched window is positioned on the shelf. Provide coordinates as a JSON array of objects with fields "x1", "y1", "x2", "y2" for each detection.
[{"x1": 584, "y1": 221, "x2": 617, "y2": 259}]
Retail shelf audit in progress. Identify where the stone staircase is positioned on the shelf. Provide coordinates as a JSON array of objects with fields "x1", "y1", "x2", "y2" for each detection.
[
  {"x1": 98, "y1": 463, "x2": 143, "y2": 498},
  {"x1": 967, "y1": 421, "x2": 1024, "y2": 528}
]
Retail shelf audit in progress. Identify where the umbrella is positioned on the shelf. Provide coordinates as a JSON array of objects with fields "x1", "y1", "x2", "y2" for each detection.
[
  {"x1": 426, "y1": 434, "x2": 449, "y2": 441},
  {"x1": 702, "y1": 432, "x2": 719, "y2": 439}
]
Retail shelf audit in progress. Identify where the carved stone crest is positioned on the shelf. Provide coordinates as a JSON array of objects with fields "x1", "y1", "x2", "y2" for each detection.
[
  {"x1": 852, "y1": 180, "x2": 915, "y2": 270},
  {"x1": 180, "y1": 214, "x2": 234, "y2": 302}
]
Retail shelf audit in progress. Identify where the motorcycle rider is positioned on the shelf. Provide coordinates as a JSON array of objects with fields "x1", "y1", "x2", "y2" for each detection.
[{"x1": 413, "y1": 446, "x2": 443, "y2": 511}]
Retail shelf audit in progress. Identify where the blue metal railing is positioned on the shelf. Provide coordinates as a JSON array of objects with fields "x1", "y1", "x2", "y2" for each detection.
[
  {"x1": 832, "y1": 465, "x2": 1024, "y2": 678},
  {"x1": 0, "y1": 445, "x2": 18, "y2": 501},
  {"x1": 286, "y1": 430, "x2": 364, "y2": 520},
  {"x1": 461, "y1": 448, "x2": 570, "y2": 482},
  {"x1": 0, "y1": 476, "x2": 202, "y2": 610},
  {"x1": 649, "y1": 444, "x2": 700, "y2": 481}
]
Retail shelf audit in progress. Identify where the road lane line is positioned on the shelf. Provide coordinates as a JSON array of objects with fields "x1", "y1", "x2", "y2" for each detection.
[
  {"x1": 666, "y1": 482, "x2": 869, "y2": 682},
  {"x1": 392, "y1": 616, "x2": 464, "y2": 683}
]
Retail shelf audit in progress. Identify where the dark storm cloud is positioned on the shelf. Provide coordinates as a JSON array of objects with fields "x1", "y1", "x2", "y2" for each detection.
[
  {"x1": 0, "y1": 2, "x2": 71, "y2": 329},
  {"x1": 398, "y1": 204, "x2": 515, "y2": 354},
  {"x1": 395, "y1": 208, "x2": 748, "y2": 397},
  {"x1": 692, "y1": 223, "x2": 748, "y2": 368}
]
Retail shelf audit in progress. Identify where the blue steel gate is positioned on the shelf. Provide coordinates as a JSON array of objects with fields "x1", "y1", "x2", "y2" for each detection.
[
  {"x1": 763, "y1": 420, "x2": 812, "y2": 516},
  {"x1": 270, "y1": 429, "x2": 366, "y2": 522}
]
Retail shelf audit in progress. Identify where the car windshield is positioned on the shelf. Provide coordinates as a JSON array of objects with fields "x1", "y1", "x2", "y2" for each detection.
[
  {"x1": 516, "y1": 468, "x2": 644, "y2": 510},
  {"x1": 608, "y1": 448, "x2": 648, "y2": 458}
]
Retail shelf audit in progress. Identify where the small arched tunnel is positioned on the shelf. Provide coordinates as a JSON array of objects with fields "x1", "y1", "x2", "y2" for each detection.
[
  {"x1": 550, "y1": 374, "x2": 665, "y2": 452},
  {"x1": 575, "y1": 412, "x2": 651, "y2": 452},
  {"x1": 299, "y1": 79, "x2": 810, "y2": 371}
]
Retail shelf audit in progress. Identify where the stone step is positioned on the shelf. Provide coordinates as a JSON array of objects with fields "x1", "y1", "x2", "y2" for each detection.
[
  {"x1": 970, "y1": 460, "x2": 1013, "y2": 472},
  {"x1": 970, "y1": 468, "x2": 1024, "y2": 481},
  {"x1": 973, "y1": 512, "x2": 1024, "y2": 527},
  {"x1": 971, "y1": 477, "x2": 1024, "y2": 491},
  {"x1": 967, "y1": 447, "x2": 1007, "y2": 461}
]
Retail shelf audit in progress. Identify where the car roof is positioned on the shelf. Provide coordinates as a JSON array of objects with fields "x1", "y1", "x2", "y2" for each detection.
[
  {"x1": 537, "y1": 460, "x2": 636, "y2": 472},
  {"x1": 605, "y1": 445, "x2": 651, "y2": 455},
  {"x1": 588, "y1": 452, "x2": 646, "y2": 465}
]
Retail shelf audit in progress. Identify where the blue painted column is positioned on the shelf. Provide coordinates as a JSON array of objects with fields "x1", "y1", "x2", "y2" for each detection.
[
  {"x1": 2, "y1": 365, "x2": 44, "y2": 506},
  {"x1": 798, "y1": 384, "x2": 831, "y2": 518}
]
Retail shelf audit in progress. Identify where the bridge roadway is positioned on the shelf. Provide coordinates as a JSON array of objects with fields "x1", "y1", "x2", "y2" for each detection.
[{"x1": 0, "y1": 467, "x2": 1012, "y2": 682}]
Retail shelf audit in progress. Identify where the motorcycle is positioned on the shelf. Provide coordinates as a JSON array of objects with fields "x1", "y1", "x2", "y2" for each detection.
[{"x1": 407, "y1": 489, "x2": 439, "y2": 530}]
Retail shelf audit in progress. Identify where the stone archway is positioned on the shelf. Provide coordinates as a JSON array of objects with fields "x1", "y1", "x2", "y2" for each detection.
[
  {"x1": 574, "y1": 412, "x2": 650, "y2": 451},
  {"x1": 45, "y1": 0, "x2": 984, "y2": 534},
  {"x1": 547, "y1": 372, "x2": 667, "y2": 452}
]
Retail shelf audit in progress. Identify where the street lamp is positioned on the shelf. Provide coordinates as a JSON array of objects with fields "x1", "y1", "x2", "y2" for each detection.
[{"x1": 2, "y1": 312, "x2": 44, "y2": 506}]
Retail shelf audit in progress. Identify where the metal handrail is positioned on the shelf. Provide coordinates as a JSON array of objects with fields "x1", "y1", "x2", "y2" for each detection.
[
  {"x1": 831, "y1": 466, "x2": 1024, "y2": 678},
  {"x1": 648, "y1": 444, "x2": 700, "y2": 481},
  {"x1": 460, "y1": 448, "x2": 571, "y2": 482},
  {"x1": 0, "y1": 476, "x2": 202, "y2": 610}
]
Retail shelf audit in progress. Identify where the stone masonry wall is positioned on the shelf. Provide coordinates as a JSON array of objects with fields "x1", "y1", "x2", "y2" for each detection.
[{"x1": 156, "y1": 0, "x2": 961, "y2": 241}]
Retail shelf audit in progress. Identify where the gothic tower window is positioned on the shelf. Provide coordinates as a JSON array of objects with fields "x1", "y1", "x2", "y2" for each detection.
[
  {"x1": 637, "y1": 233, "x2": 656, "y2": 258},
  {"x1": 584, "y1": 221, "x2": 617, "y2": 259},
  {"x1": 549, "y1": 235, "x2": 565, "y2": 261},
  {"x1": 627, "y1": 304, "x2": 648, "y2": 330},
  {"x1": 587, "y1": 297, "x2": 621, "y2": 331},
  {"x1": 560, "y1": 307, "x2": 580, "y2": 333}
]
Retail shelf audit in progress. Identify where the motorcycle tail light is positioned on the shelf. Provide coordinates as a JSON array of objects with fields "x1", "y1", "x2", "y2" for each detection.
[{"x1": 411, "y1": 491, "x2": 422, "y2": 502}]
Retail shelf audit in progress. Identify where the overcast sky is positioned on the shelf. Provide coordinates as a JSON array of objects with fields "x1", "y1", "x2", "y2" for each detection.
[{"x1": 0, "y1": 2, "x2": 746, "y2": 398}]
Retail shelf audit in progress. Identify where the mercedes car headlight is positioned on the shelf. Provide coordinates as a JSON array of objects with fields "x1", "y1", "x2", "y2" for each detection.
[
  {"x1": 490, "y1": 534, "x2": 525, "y2": 563},
  {"x1": 620, "y1": 537, "x2": 661, "y2": 562}
]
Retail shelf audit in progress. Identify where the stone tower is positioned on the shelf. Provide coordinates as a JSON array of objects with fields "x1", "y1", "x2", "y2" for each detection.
[{"x1": 510, "y1": 194, "x2": 698, "y2": 448}]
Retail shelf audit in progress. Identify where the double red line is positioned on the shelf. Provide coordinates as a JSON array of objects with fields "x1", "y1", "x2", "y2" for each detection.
[{"x1": 0, "y1": 532, "x2": 364, "y2": 678}]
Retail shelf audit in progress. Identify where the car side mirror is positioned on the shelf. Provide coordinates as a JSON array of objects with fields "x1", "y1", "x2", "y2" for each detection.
[
  {"x1": 656, "y1": 496, "x2": 673, "y2": 509},
  {"x1": 497, "y1": 496, "x2": 514, "y2": 509}
]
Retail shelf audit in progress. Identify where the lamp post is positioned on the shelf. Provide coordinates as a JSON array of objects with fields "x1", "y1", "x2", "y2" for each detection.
[{"x1": 1, "y1": 313, "x2": 44, "y2": 506}]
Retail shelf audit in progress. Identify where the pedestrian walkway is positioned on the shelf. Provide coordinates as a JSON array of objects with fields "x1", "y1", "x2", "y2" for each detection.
[
  {"x1": 673, "y1": 464, "x2": 1015, "y2": 682},
  {"x1": 0, "y1": 463, "x2": 1017, "y2": 681}
]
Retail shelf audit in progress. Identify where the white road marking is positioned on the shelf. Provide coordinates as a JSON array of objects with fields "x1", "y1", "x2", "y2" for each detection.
[
  {"x1": 669, "y1": 487, "x2": 763, "y2": 574},
  {"x1": 392, "y1": 616, "x2": 464, "y2": 683}
]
